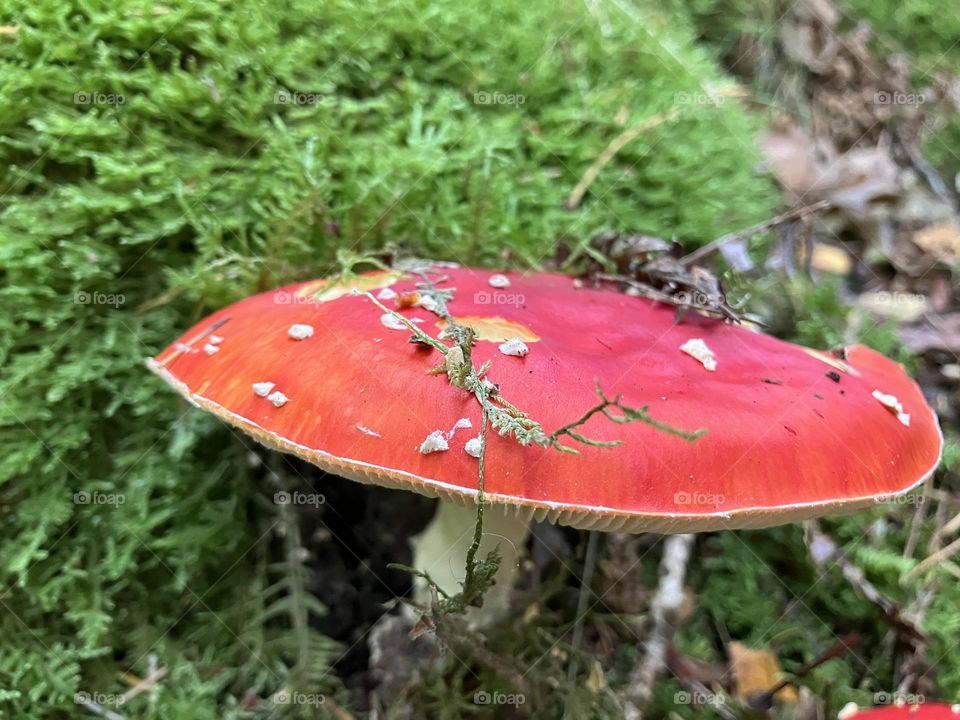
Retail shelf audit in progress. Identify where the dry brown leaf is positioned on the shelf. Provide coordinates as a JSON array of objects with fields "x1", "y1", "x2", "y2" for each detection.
[
  {"x1": 780, "y1": 21, "x2": 840, "y2": 74},
  {"x1": 761, "y1": 121, "x2": 828, "y2": 199},
  {"x1": 815, "y1": 146, "x2": 900, "y2": 210},
  {"x1": 900, "y1": 315, "x2": 960, "y2": 354},
  {"x1": 408, "y1": 613, "x2": 436, "y2": 640},
  {"x1": 586, "y1": 660, "x2": 608, "y2": 694},
  {"x1": 762, "y1": 121, "x2": 899, "y2": 212},
  {"x1": 727, "y1": 641, "x2": 799, "y2": 706},
  {"x1": 809, "y1": 242, "x2": 853, "y2": 274},
  {"x1": 803, "y1": 0, "x2": 841, "y2": 26}
]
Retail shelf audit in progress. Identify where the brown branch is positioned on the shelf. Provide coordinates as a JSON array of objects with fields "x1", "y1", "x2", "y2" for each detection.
[
  {"x1": 624, "y1": 534, "x2": 695, "y2": 717},
  {"x1": 118, "y1": 666, "x2": 168, "y2": 705},
  {"x1": 680, "y1": 200, "x2": 831, "y2": 267},
  {"x1": 905, "y1": 535, "x2": 960, "y2": 581},
  {"x1": 805, "y1": 521, "x2": 924, "y2": 647}
]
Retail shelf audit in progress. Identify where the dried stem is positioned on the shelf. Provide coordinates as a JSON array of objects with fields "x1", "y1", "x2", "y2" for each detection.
[
  {"x1": 624, "y1": 534, "x2": 695, "y2": 717},
  {"x1": 680, "y1": 200, "x2": 831, "y2": 267}
]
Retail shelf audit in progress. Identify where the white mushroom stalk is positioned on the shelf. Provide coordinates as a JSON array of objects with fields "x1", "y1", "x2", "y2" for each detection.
[{"x1": 409, "y1": 500, "x2": 532, "y2": 627}]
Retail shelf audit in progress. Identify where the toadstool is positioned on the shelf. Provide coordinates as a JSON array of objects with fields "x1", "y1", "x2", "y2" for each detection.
[{"x1": 148, "y1": 265, "x2": 942, "y2": 624}]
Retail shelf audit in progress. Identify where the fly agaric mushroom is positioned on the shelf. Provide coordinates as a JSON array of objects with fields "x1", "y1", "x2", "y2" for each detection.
[
  {"x1": 148, "y1": 264, "x2": 942, "y2": 623},
  {"x1": 838, "y1": 703, "x2": 960, "y2": 720}
]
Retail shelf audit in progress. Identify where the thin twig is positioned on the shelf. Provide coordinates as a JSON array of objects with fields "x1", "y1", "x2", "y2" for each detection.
[
  {"x1": 118, "y1": 666, "x2": 168, "y2": 705},
  {"x1": 595, "y1": 272, "x2": 742, "y2": 322},
  {"x1": 78, "y1": 701, "x2": 124, "y2": 720},
  {"x1": 624, "y1": 534, "x2": 695, "y2": 717},
  {"x1": 565, "y1": 109, "x2": 679, "y2": 210},
  {"x1": 806, "y1": 521, "x2": 924, "y2": 646},
  {"x1": 753, "y1": 634, "x2": 860, "y2": 709},
  {"x1": 905, "y1": 535, "x2": 960, "y2": 580},
  {"x1": 157, "y1": 317, "x2": 230, "y2": 367},
  {"x1": 935, "y1": 510, "x2": 960, "y2": 541},
  {"x1": 566, "y1": 531, "x2": 601, "y2": 694},
  {"x1": 680, "y1": 200, "x2": 831, "y2": 267},
  {"x1": 903, "y1": 476, "x2": 932, "y2": 560}
]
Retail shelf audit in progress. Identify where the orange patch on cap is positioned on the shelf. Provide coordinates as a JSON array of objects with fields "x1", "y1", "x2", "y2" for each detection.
[{"x1": 438, "y1": 316, "x2": 540, "y2": 343}]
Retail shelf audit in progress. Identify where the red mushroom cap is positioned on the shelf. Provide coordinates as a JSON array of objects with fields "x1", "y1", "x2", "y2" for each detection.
[
  {"x1": 840, "y1": 703, "x2": 960, "y2": 720},
  {"x1": 148, "y1": 266, "x2": 942, "y2": 532}
]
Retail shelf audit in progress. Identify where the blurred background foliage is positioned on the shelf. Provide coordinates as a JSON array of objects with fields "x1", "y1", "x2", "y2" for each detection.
[{"x1": 0, "y1": 0, "x2": 957, "y2": 717}]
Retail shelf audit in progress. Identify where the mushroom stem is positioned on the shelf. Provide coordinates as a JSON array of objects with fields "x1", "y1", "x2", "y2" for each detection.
[{"x1": 410, "y1": 499, "x2": 530, "y2": 627}]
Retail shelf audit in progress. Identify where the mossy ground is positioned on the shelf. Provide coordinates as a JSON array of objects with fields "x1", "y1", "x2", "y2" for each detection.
[{"x1": 1, "y1": 0, "x2": 957, "y2": 718}]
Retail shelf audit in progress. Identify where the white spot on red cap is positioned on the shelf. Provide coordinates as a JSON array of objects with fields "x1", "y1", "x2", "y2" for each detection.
[
  {"x1": 447, "y1": 417, "x2": 472, "y2": 439},
  {"x1": 267, "y1": 391, "x2": 289, "y2": 407},
  {"x1": 203, "y1": 343, "x2": 220, "y2": 355},
  {"x1": 419, "y1": 430, "x2": 449, "y2": 454},
  {"x1": 838, "y1": 703, "x2": 859, "y2": 720},
  {"x1": 464, "y1": 437, "x2": 482, "y2": 458},
  {"x1": 499, "y1": 338, "x2": 529, "y2": 357},
  {"x1": 356, "y1": 425, "x2": 382, "y2": 438},
  {"x1": 376, "y1": 287, "x2": 398, "y2": 300},
  {"x1": 209, "y1": 335, "x2": 224, "y2": 344},
  {"x1": 380, "y1": 313, "x2": 423, "y2": 331},
  {"x1": 488, "y1": 274, "x2": 510, "y2": 289},
  {"x1": 872, "y1": 390, "x2": 910, "y2": 427},
  {"x1": 680, "y1": 338, "x2": 717, "y2": 371},
  {"x1": 416, "y1": 294, "x2": 441, "y2": 315},
  {"x1": 252, "y1": 382, "x2": 275, "y2": 397},
  {"x1": 288, "y1": 324, "x2": 314, "y2": 340}
]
